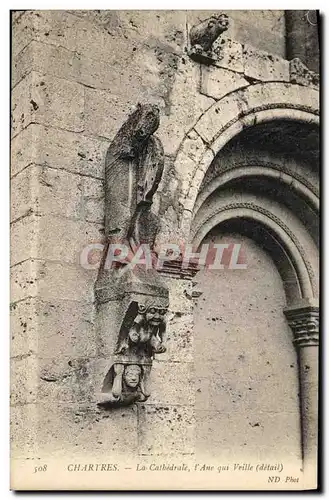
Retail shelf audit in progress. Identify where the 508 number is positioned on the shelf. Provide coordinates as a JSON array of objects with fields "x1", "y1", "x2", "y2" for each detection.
[{"x1": 34, "y1": 465, "x2": 47, "y2": 473}]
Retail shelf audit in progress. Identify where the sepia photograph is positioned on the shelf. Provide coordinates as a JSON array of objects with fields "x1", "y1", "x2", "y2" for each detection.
[{"x1": 10, "y1": 7, "x2": 320, "y2": 491}]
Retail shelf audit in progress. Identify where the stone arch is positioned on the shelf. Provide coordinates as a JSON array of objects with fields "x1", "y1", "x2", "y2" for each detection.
[
  {"x1": 192, "y1": 165, "x2": 319, "y2": 218},
  {"x1": 191, "y1": 201, "x2": 317, "y2": 305},
  {"x1": 183, "y1": 82, "x2": 319, "y2": 472},
  {"x1": 173, "y1": 81, "x2": 319, "y2": 238}
]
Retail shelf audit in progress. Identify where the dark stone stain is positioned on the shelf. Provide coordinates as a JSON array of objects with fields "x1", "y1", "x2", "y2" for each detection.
[{"x1": 30, "y1": 99, "x2": 39, "y2": 110}]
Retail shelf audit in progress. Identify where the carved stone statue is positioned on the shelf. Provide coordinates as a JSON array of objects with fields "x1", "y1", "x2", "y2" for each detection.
[
  {"x1": 98, "y1": 363, "x2": 149, "y2": 407},
  {"x1": 96, "y1": 104, "x2": 169, "y2": 409},
  {"x1": 190, "y1": 14, "x2": 229, "y2": 54},
  {"x1": 115, "y1": 301, "x2": 168, "y2": 363},
  {"x1": 104, "y1": 103, "x2": 164, "y2": 253}
]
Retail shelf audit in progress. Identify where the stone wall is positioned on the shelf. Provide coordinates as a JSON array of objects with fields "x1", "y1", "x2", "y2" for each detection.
[{"x1": 11, "y1": 9, "x2": 319, "y2": 479}]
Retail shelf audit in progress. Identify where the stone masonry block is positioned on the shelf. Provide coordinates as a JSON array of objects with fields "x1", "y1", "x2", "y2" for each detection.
[
  {"x1": 11, "y1": 11, "x2": 35, "y2": 59},
  {"x1": 194, "y1": 95, "x2": 243, "y2": 144},
  {"x1": 10, "y1": 298, "x2": 38, "y2": 358},
  {"x1": 11, "y1": 164, "x2": 104, "y2": 224},
  {"x1": 11, "y1": 213, "x2": 103, "y2": 266},
  {"x1": 35, "y1": 401, "x2": 138, "y2": 459},
  {"x1": 11, "y1": 124, "x2": 109, "y2": 179},
  {"x1": 10, "y1": 403, "x2": 37, "y2": 459},
  {"x1": 163, "y1": 277, "x2": 193, "y2": 315},
  {"x1": 201, "y1": 65, "x2": 248, "y2": 101},
  {"x1": 157, "y1": 58, "x2": 215, "y2": 156},
  {"x1": 11, "y1": 259, "x2": 97, "y2": 303},
  {"x1": 12, "y1": 39, "x2": 131, "y2": 93},
  {"x1": 10, "y1": 354, "x2": 38, "y2": 405},
  {"x1": 147, "y1": 361, "x2": 194, "y2": 406},
  {"x1": 195, "y1": 410, "x2": 301, "y2": 462},
  {"x1": 195, "y1": 359, "x2": 299, "y2": 414},
  {"x1": 84, "y1": 88, "x2": 133, "y2": 140},
  {"x1": 240, "y1": 81, "x2": 319, "y2": 115},
  {"x1": 11, "y1": 72, "x2": 84, "y2": 138},
  {"x1": 161, "y1": 312, "x2": 194, "y2": 363},
  {"x1": 10, "y1": 297, "x2": 96, "y2": 359},
  {"x1": 138, "y1": 404, "x2": 195, "y2": 456},
  {"x1": 243, "y1": 45, "x2": 289, "y2": 82},
  {"x1": 213, "y1": 37, "x2": 244, "y2": 73},
  {"x1": 11, "y1": 259, "x2": 38, "y2": 303},
  {"x1": 38, "y1": 356, "x2": 97, "y2": 404}
]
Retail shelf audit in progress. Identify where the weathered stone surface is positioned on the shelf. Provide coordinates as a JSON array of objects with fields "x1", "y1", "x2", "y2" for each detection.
[
  {"x1": 11, "y1": 259, "x2": 97, "y2": 303},
  {"x1": 10, "y1": 354, "x2": 38, "y2": 405},
  {"x1": 138, "y1": 404, "x2": 195, "y2": 455},
  {"x1": 11, "y1": 11, "x2": 34, "y2": 59},
  {"x1": 11, "y1": 72, "x2": 84, "y2": 138},
  {"x1": 161, "y1": 312, "x2": 194, "y2": 363},
  {"x1": 147, "y1": 361, "x2": 194, "y2": 406},
  {"x1": 195, "y1": 410, "x2": 302, "y2": 462},
  {"x1": 289, "y1": 57, "x2": 320, "y2": 89},
  {"x1": 11, "y1": 123, "x2": 109, "y2": 179},
  {"x1": 36, "y1": 402, "x2": 138, "y2": 459},
  {"x1": 10, "y1": 403, "x2": 37, "y2": 459},
  {"x1": 11, "y1": 164, "x2": 104, "y2": 224},
  {"x1": 243, "y1": 45, "x2": 289, "y2": 82},
  {"x1": 158, "y1": 59, "x2": 215, "y2": 156},
  {"x1": 10, "y1": 297, "x2": 96, "y2": 359},
  {"x1": 13, "y1": 221, "x2": 90, "y2": 295},
  {"x1": 239, "y1": 81, "x2": 319, "y2": 114},
  {"x1": 201, "y1": 65, "x2": 248, "y2": 100},
  {"x1": 163, "y1": 277, "x2": 193, "y2": 315},
  {"x1": 194, "y1": 94, "x2": 242, "y2": 144},
  {"x1": 212, "y1": 37, "x2": 244, "y2": 73},
  {"x1": 11, "y1": 259, "x2": 38, "y2": 303},
  {"x1": 10, "y1": 298, "x2": 37, "y2": 358}
]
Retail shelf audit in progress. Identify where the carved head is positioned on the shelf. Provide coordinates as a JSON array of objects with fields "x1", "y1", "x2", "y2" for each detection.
[
  {"x1": 213, "y1": 14, "x2": 229, "y2": 29},
  {"x1": 204, "y1": 13, "x2": 229, "y2": 39},
  {"x1": 145, "y1": 306, "x2": 167, "y2": 326},
  {"x1": 123, "y1": 364, "x2": 142, "y2": 388},
  {"x1": 131, "y1": 104, "x2": 160, "y2": 153}
]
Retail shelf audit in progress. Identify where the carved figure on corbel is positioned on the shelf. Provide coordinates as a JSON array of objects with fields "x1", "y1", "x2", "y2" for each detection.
[
  {"x1": 98, "y1": 299, "x2": 169, "y2": 408},
  {"x1": 188, "y1": 13, "x2": 229, "y2": 64},
  {"x1": 96, "y1": 104, "x2": 169, "y2": 408}
]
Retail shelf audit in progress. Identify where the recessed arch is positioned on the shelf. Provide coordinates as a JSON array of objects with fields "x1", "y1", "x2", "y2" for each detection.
[
  {"x1": 192, "y1": 204, "x2": 318, "y2": 305},
  {"x1": 193, "y1": 165, "x2": 319, "y2": 218},
  {"x1": 174, "y1": 82, "x2": 319, "y2": 239}
]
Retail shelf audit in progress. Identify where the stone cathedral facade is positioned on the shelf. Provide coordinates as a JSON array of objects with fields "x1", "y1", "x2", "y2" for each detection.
[{"x1": 11, "y1": 10, "x2": 319, "y2": 489}]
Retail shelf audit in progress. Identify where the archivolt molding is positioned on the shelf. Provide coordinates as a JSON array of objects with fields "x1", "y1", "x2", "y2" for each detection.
[
  {"x1": 193, "y1": 163, "x2": 319, "y2": 218},
  {"x1": 191, "y1": 201, "x2": 317, "y2": 300},
  {"x1": 174, "y1": 82, "x2": 319, "y2": 234}
]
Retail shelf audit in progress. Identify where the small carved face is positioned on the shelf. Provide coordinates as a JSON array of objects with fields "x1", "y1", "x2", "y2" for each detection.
[
  {"x1": 124, "y1": 365, "x2": 142, "y2": 388},
  {"x1": 216, "y1": 14, "x2": 229, "y2": 29},
  {"x1": 145, "y1": 307, "x2": 167, "y2": 326}
]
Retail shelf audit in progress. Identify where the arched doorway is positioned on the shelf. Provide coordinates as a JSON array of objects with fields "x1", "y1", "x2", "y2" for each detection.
[{"x1": 187, "y1": 116, "x2": 319, "y2": 475}]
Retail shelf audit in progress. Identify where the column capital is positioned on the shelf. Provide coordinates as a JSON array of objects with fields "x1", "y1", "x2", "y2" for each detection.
[{"x1": 284, "y1": 305, "x2": 319, "y2": 348}]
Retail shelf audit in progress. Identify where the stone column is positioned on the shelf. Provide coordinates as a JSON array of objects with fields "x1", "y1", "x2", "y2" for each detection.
[{"x1": 284, "y1": 303, "x2": 319, "y2": 484}]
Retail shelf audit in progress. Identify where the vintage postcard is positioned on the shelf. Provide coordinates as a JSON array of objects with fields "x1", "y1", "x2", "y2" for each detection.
[{"x1": 10, "y1": 9, "x2": 320, "y2": 491}]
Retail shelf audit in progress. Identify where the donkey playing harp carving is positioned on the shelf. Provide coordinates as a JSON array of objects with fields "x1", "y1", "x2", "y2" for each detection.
[{"x1": 104, "y1": 103, "x2": 164, "y2": 256}]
